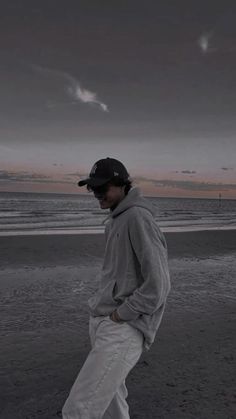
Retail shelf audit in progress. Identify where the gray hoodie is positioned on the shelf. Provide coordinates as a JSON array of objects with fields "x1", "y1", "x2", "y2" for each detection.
[{"x1": 88, "y1": 187, "x2": 171, "y2": 351}]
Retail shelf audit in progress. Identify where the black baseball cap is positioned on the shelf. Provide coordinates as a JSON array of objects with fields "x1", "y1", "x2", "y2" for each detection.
[{"x1": 78, "y1": 157, "x2": 129, "y2": 187}]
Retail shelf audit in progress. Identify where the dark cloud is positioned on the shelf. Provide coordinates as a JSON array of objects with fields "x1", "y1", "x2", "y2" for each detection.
[
  {"x1": 152, "y1": 180, "x2": 236, "y2": 192},
  {"x1": 0, "y1": 170, "x2": 71, "y2": 184},
  {"x1": 181, "y1": 170, "x2": 196, "y2": 174},
  {"x1": 221, "y1": 167, "x2": 234, "y2": 171},
  {"x1": 134, "y1": 176, "x2": 236, "y2": 192},
  {"x1": 0, "y1": 170, "x2": 49, "y2": 181},
  {"x1": 66, "y1": 171, "x2": 87, "y2": 177},
  {"x1": 1, "y1": 170, "x2": 235, "y2": 193},
  {"x1": 0, "y1": 170, "x2": 11, "y2": 181},
  {"x1": 62, "y1": 174, "x2": 78, "y2": 181}
]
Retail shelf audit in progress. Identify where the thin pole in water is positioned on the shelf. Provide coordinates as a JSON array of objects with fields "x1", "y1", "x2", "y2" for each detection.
[{"x1": 218, "y1": 192, "x2": 222, "y2": 207}]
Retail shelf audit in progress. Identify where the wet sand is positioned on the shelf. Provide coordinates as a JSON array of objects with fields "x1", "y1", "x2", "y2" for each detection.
[{"x1": 1, "y1": 230, "x2": 236, "y2": 418}]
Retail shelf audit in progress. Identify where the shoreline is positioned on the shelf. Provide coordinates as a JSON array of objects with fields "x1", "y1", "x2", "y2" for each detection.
[{"x1": 0, "y1": 224, "x2": 236, "y2": 237}]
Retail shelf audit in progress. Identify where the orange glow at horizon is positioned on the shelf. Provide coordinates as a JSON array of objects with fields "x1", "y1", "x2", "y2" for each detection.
[
  {"x1": 0, "y1": 163, "x2": 235, "y2": 199},
  {"x1": 0, "y1": 180, "x2": 235, "y2": 199}
]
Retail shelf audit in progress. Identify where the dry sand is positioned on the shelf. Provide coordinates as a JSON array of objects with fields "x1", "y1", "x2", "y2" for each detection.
[{"x1": 0, "y1": 230, "x2": 236, "y2": 419}]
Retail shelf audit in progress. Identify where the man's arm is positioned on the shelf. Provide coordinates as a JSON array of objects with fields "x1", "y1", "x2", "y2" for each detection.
[{"x1": 116, "y1": 209, "x2": 171, "y2": 321}]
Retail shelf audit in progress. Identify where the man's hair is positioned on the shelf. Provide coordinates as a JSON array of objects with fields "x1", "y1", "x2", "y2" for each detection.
[
  {"x1": 86, "y1": 177, "x2": 133, "y2": 195},
  {"x1": 109, "y1": 177, "x2": 133, "y2": 195}
]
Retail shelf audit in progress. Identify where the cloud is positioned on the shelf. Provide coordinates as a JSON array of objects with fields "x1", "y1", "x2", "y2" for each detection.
[
  {"x1": 221, "y1": 167, "x2": 234, "y2": 171},
  {"x1": 152, "y1": 180, "x2": 233, "y2": 192},
  {"x1": 66, "y1": 171, "x2": 87, "y2": 177},
  {"x1": 68, "y1": 85, "x2": 109, "y2": 112},
  {"x1": 198, "y1": 33, "x2": 210, "y2": 53},
  {"x1": 197, "y1": 31, "x2": 236, "y2": 55},
  {"x1": 197, "y1": 31, "x2": 216, "y2": 54},
  {"x1": 0, "y1": 170, "x2": 72, "y2": 184},
  {"x1": 181, "y1": 170, "x2": 196, "y2": 174},
  {"x1": 2, "y1": 170, "x2": 236, "y2": 193},
  {"x1": 134, "y1": 176, "x2": 236, "y2": 192},
  {"x1": 32, "y1": 64, "x2": 109, "y2": 112}
]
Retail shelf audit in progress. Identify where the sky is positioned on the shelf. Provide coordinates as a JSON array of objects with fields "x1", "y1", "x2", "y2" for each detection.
[{"x1": 0, "y1": 0, "x2": 236, "y2": 198}]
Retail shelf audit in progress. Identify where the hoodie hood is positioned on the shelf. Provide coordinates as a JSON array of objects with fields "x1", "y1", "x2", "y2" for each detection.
[{"x1": 111, "y1": 187, "x2": 155, "y2": 218}]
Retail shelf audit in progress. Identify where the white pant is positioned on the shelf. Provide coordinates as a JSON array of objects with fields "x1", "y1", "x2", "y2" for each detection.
[{"x1": 62, "y1": 315, "x2": 144, "y2": 419}]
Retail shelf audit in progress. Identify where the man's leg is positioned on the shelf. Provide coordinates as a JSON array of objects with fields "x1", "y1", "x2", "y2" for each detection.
[
  {"x1": 90, "y1": 316, "x2": 130, "y2": 419},
  {"x1": 102, "y1": 380, "x2": 129, "y2": 419},
  {"x1": 62, "y1": 315, "x2": 144, "y2": 419}
]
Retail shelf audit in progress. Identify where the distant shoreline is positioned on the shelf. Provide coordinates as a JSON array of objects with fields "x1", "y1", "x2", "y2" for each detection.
[
  {"x1": 0, "y1": 224, "x2": 236, "y2": 236},
  {"x1": 1, "y1": 192, "x2": 236, "y2": 235},
  {"x1": 0, "y1": 190, "x2": 235, "y2": 201}
]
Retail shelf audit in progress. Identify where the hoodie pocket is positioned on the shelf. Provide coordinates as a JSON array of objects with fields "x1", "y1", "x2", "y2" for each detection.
[{"x1": 98, "y1": 279, "x2": 118, "y2": 306}]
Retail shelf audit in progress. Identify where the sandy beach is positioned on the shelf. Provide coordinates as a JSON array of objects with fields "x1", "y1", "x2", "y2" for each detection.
[{"x1": 1, "y1": 230, "x2": 236, "y2": 419}]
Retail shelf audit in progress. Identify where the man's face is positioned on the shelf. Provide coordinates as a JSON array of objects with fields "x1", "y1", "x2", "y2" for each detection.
[{"x1": 91, "y1": 182, "x2": 126, "y2": 210}]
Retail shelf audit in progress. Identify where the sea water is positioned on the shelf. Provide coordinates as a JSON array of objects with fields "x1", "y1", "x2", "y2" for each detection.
[{"x1": 0, "y1": 191, "x2": 236, "y2": 235}]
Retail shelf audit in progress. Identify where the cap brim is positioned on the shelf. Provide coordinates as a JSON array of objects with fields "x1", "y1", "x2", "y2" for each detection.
[
  {"x1": 78, "y1": 177, "x2": 111, "y2": 187},
  {"x1": 78, "y1": 178, "x2": 89, "y2": 187}
]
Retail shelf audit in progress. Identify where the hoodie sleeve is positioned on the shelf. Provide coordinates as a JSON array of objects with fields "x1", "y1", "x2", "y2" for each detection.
[{"x1": 116, "y1": 208, "x2": 171, "y2": 321}]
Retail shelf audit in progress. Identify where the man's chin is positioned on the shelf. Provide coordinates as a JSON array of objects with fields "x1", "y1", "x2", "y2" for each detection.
[{"x1": 99, "y1": 200, "x2": 110, "y2": 209}]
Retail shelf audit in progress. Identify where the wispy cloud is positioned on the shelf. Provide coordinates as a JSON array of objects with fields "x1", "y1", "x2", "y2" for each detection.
[
  {"x1": 197, "y1": 31, "x2": 236, "y2": 55},
  {"x1": 198, "y1": 32, "x2": 214, "y2": 54},
  {"x1": 67, "y1": 84, "x2": 108, "y2": 112},
  {"x1": 32, "y1": 64, "x2": 109, "y2": 112}
]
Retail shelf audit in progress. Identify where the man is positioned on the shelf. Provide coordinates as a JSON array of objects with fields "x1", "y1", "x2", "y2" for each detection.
[{"x1": 62, "y1": 157, "x2": 171, "y2": 419}]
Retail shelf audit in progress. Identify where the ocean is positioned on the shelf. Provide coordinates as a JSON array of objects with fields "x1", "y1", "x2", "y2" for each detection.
[{"x1": 0, "y1": 191, "x2": 236, "y2": 235}]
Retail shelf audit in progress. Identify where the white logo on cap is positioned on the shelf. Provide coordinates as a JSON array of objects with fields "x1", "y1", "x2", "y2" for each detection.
[
  {"x1": 114, "y1": 171, "x2": 119, "y2": 176},
  {"x1": 90, "y1": 164, "x2": 97, "y2": 175}
]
